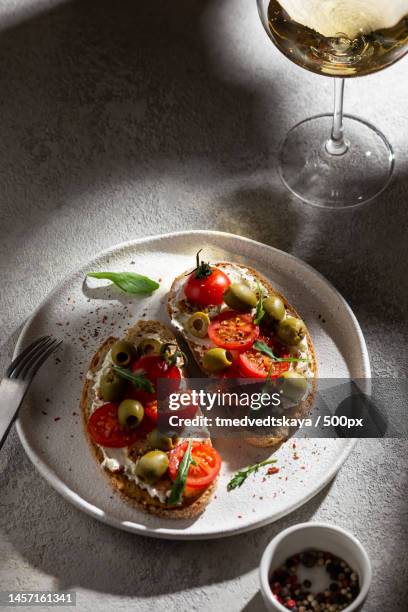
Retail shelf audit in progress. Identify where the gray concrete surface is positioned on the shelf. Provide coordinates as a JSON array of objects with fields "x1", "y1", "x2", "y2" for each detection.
[{"x1": 0, "y1": 1, "x2": 407, "y2": 610}]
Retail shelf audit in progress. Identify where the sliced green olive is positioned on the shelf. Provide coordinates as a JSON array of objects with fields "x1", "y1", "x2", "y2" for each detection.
[
  {"x1": 118, "y1": 399, "x2": 144, "y2": 428},
  {"x1": 277, "y1": 317, "x2": 306, "y2": 346},
  {"x1": 263, "y1": 295, "x2": 286, "y2": 323},
  {"x1": 279, "y1": 371, "x2": 308, "y2": 403},
  {"x1": 223, "y1": 283, "x2": 257, "y2": 312},
  {"x1": 111, "y1": 339, "x2": 137, "y2": 367},
  {"x1": 146, "y1": 428, "x2": 176, "y2": 451},
  {"x1": 99, "y1": 368, "x2": 127, "y2": 402},
  {"x1": 187, "y1": 312, "x2": 210, "y2": 338},
  {"x1": 138, "y1": 337, "x2": 162, "y2": 356},
  {"x1": 135, "y1": 450, "x2": 169, "y2": 485},
  {"x1": 203, "y1": 347, "x2": 232, "y2": 372}
]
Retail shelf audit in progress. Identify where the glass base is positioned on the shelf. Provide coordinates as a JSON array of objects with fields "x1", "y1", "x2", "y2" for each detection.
[{"x1": 279, "y1": 114, "x2": 395, "y2": 209}]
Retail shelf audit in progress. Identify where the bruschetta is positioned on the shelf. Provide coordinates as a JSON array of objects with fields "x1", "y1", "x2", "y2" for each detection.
[
  {"x1": 81, "y1": 319, "x2": 220, "y2": 518},
  {"x1": 167, "y1": 253, "x2": 318, "y2": 448}
]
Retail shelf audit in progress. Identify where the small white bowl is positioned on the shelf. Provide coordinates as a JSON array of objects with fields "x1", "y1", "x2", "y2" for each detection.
[{"x1": 260, "y1": 522, "x2": 372, "y2": 612}]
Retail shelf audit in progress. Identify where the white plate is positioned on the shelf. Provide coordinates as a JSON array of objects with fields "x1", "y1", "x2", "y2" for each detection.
[{"x1": 15, "y1": 231, "x2": 370, "y2": 540}]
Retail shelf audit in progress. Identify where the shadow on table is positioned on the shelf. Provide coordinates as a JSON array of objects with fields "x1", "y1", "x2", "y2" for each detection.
[
  {"x1": 242, "y1": 591, "x2": 265, "y2": 612},
  {"x1": 213, "y1": 174, "x2": 408, "y2": 371},
  {"x1": 0, "y1": 0, "x2": 286, "y2": 251},
  {"x1": 0, "y1": 433, "x2": 333, "y2": 598}
]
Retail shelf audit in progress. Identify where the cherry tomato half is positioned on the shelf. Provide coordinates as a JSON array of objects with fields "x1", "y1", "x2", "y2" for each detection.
[
  {"x1": 87, "y1": 402, "x2": 146, "y2": 448},
  {"x1": 144, "y1": 400, "x2": 158, "y2": 428},
  {"x1": 208, "y1": 311, "x2": 259, "y2": 351},
  {"x1": 129, "y1": 355, "x2": 182, "y2": 403},
  {"x1": 238, "y1": 338, "x2": 290, "y2": 379},
  {"x1": 185, "y1": 267, "x2": 230, "y2": 307},
  {"x1": 168, "y1": 441, "x2": 221, "y2": 489}
]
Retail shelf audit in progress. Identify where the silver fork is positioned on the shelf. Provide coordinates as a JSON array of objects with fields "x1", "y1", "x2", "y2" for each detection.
[{"x1": 0, "y1": 336, "x2": 62, "y2": 450}]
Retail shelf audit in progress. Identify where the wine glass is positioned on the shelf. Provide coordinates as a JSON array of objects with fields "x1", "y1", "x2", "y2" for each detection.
[{"x1": 257, "y1": 0, "x2": 408, "y2": 208}]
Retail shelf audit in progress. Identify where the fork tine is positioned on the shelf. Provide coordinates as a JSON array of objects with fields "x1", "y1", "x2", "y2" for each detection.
[
  {"x1": 21, "y1": 338, "x2": 62, "y2": 381},
  {"x1": 12, "y1": 337, "x2": 55, "y2": 379},
  {"x1": 6, "y1": 336, "x2": 50, "y2": 377}
]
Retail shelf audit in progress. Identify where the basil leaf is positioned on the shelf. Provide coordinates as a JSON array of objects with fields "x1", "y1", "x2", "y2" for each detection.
[
  {"x1": 87, "y1": 271, "x2": 159, "y2": 295},
  {"x1": 254, "y1": 340, "x2": 309, "y2": 363},
  {"x1": 227, "y1": 458, "x2": 277, "y2": 491},
  {"x1": 168, "y1": 440, "x2": 193, "y2": 506},
  {"x1": 254, "y1": 282, "x2": 265, "y2": 325},
  {"x1": 113, "y1": 366, "x2": 154, "y2": 393}
]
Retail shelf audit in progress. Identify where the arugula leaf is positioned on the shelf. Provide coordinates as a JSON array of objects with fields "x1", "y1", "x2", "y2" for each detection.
[
  {"x1": 260, "y1": 362, "x2": 275, "y2": 399},
  {"x1": 254, "y1": 340, "x2": 309, "y2": 364},
  {"x1": 87, "y1": 271, "x2": 159, "y2": 295},
  {"x1": 112, "y1": 366, "x2": 154, "y2": 393},
  {"x1": 253, "y1": 282, "x2": 265, "y2": 325},
  {"x1": 227, "y1": 458, "x2": 278, "y2": 491},
  {"x1": 168, "y1": 440, "x2": 193, "y2": 506}
]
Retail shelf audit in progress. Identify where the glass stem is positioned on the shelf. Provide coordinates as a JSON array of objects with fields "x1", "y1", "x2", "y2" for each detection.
[{"x1": 326, "y1": 78, "x2": 349, "y2": 156}]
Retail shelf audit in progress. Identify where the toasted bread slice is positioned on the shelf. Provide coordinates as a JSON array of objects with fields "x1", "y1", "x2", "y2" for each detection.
[
  {"x1": 168, "y1": 263, "x2": 318, "y2": 449},
  {"x1": 81, "y1": 320, "x2": 216, "y2": 519}
]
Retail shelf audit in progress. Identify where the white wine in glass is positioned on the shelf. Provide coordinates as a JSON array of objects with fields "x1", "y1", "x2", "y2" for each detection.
[{"x1": 258, "y1": 0, "x2": 408, "y2": 208}]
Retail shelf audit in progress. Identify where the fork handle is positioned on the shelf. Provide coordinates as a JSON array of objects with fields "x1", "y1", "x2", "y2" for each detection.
[{"x1": 0, "y1": 378, "x2": 28, "y2": 451}]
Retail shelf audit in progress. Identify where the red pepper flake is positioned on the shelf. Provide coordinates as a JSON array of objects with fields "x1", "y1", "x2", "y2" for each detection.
[
  {"x1": 292, "y1": 442, "x2": 297, "y2": 449},
  {"x1": 237, "y1": 514, "x2": 242, "y2": 519},
  {"x1": 293, "y1": 453, "x2": 300, "y2": 460},
  {"x1": 41, "y1": 410, "x2": 48, "y2": 416},
  {"x1": 54, "y1": 417, "x2": 61, "y2": 422},
  {"x1": 267, "y1": 466, "x2": 280, "y2": 475}
]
